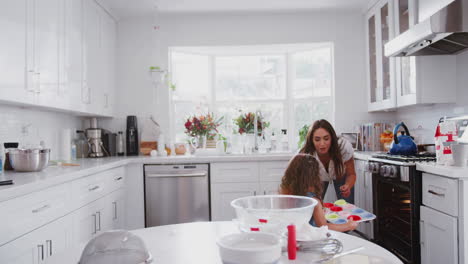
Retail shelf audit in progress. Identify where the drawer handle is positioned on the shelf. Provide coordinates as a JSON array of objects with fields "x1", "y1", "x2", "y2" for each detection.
[
  {"x1": 38, "y1": 244, "x2": 44, "y2": 261},
  {"x1": 96, "y1": 211, "x2": 101, "y2": 231},
  {"x1": 428, "y1": 190, "x2": 445, "y2": 197},
  {"x1": 32, "y1": 204, "x2": 51, "y2": 213},
  {"x1": 115, "y1": 176, "x2": 123, "y2": 181},
  {"x1": 92, "y1": 214, "x2": 97, "y2": 234},
  {"x1": 46, "y1": 240, "x2": 53, "y2": 256},
  {"x1": 88, "y1": 185, "x2": 100, "y2": 192}
]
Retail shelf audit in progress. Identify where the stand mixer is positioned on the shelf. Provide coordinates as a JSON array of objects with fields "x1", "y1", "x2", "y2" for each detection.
[{"x1": 86, "y1": 118, "x2": 108, "y2": 158}]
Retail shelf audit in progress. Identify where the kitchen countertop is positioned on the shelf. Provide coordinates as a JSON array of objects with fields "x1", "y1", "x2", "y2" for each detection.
[
  {"x1": 0, "y1": 153, "x2": 294, "y2": 202},
  {"x1": 416, "y1": 162, "x2": 468, "y2": 179},
  {"x1": 48, "y1": 221, "x2": 403, "y2": 264},
  {"x1": 353, "y1": 151, "x2": 382, "y2": 161}
]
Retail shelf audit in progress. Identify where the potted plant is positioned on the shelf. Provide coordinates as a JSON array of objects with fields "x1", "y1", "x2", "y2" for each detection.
[
  {"x1": 298, "y1": 124, "x2": 310, "y2": 149},
  {"x1": 233, "y1": 112, "x2": 270, "y2": 135},
  {"x1": 184, "y1": 113, "x2": 223, "y2": 148}
]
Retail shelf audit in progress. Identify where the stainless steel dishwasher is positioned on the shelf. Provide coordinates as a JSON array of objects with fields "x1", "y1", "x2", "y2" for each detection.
[{"x1": 144, "y1": 164, "x2": 210, "y2": 227}]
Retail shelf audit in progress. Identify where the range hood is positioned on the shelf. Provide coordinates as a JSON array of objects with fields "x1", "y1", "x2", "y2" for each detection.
[{"x1": 385, "y1": 0, "x2": 468, "y2": 57}]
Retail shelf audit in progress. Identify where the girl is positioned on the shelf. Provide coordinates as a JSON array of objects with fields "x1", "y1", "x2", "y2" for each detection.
[{"x1": 280, "y1": 153, "x2": 358, "y2": 232}]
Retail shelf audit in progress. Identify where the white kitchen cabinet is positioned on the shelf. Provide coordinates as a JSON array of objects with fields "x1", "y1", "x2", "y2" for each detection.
[
  {"x1": 0, "y1": 0, "x2": 35, "y2": 105},
  {"x1": 62, "y1": 0, "x2": 86, "y2": 112},
  {"x1": 354, "y1": 159, "x2": 374, "y2": 239},
  {"x1": 0, "y1": 215, "x2": 71, "y2": 264},
  {"x1": 211, "y1": 182, "x2": 259, "y2": 221},
  {"x1": 365, "y1": 0, "x2": 457, "y2": 111},
  {"x1": 100, "y1": 9, "x2": 116, "y2": 116},
  {"x1": 28, "y1": 0, "x2": 62, "y2": 108},
  {"x1": 210, "y1": 161, "x2": 288, "y2": 221},
  {"x1": 391, "y1": 0, "x2": 456, "y2": 107},
  {"x1": 108, "y1": 189, "x2": 126, "y2": 229},
  {"x1": 420, "y1": 206, "x2": 458, "y2": 264},
  {"x1": 365, "y1": 0, "x2": 397, "y2": 112}
]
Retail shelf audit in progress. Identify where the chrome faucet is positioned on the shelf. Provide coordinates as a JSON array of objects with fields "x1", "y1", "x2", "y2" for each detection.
[{"x1": 253, "y1": 110, "x2": 260, "y2": 152}]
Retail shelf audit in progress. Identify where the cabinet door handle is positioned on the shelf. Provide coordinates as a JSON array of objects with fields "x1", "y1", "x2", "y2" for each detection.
[
  {"x1": 32, "y1": 204, "x2": 51, "y2": 213},
  {"x1": 46, "y1": 240, "x2": 53, "y2": 256},
  {"x1": 253, "y1": 191, "x2": 257, "y2": 196},
  {"x1": 38, "y1": 244, "x2": 44, "y2": 261},
  {"x1": 96, "y1": 211, "x2": 101, "y2": 231},
  {"x1": 88, "y1": 185, "x2": 100, "y2": 192},
  {"x1": 428, "y1": 190, "x2": 445, "y2": 197},
  {"x1": 92, "y1": 214, "x2": 97, "y2": 234},
  {"x1": 263, "y1": 191, "x2": 266, "y2": 195},
  {"x1": 115, "y1": 176, "x2": 123, "y2": 181},
  {"x1": 113, "y1": 201, "x2": 117, "y2": 220}
]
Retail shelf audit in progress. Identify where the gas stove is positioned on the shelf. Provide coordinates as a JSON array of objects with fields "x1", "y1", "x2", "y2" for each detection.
[{"x1": 369, "y1": 153, "x2": 436, "y2": 166}]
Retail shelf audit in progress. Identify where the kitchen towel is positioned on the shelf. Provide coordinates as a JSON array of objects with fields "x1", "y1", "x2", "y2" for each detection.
[{"x1": 60, "y1": 128, "x2": 72, "y2": 161}]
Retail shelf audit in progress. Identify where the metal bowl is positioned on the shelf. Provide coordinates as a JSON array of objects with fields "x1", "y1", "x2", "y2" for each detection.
[{"x1": 8, "y1": 148, "x2": 50, "y2": 172}]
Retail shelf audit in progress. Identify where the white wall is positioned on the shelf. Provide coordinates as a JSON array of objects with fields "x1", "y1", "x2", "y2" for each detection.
[
  {"x1": 113, "y1": 11, "x2": 394, "y2": 139},
  {"x1": 0, "y1": 104, "x2": 83, "y2": 160},
  {"x1": 395, "y1": 51, "x2": 468, "y2": 143}
]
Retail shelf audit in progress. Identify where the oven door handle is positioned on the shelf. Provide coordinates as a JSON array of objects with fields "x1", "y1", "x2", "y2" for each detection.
[{"x1": 428, "y1": 189, "x2": 445, "y2": 197}]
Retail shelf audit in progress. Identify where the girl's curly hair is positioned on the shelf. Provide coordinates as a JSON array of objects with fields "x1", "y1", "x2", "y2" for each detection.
[{"x1": 280, "y1": 153, "x2": 322, "y2": 199}]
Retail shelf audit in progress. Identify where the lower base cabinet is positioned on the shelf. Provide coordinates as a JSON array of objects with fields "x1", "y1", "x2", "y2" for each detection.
[
  {"x1": 210, "y1": 161, "x2": 289, "y2": 221},
  {"x1": 0, "y1": 215, "x2": 71, "y2": 264},
  {"x1": 71, "y1": 189, "x2": 125, "y2": 251},
  {"x1": 420, "y1": 206, "x2": 458, "y2": 264}
]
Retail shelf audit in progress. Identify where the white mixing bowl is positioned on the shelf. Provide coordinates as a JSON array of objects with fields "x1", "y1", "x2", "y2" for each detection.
[
  {"x1": 231, "y1": 195, "x2": 318, "y2": 235},
  {"x1": 217, "y1": 232, "x2": 281, "y2": 264}
]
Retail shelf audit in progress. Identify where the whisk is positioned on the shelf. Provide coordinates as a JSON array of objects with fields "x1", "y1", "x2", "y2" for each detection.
[{"x1": 298, "y1": 238, "x2": 343, "y2": 254}]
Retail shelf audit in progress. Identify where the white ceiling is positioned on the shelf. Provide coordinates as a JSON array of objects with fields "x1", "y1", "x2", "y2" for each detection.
[{"x1": 97, "y1": 0, "x2": 371, "y2": 20}]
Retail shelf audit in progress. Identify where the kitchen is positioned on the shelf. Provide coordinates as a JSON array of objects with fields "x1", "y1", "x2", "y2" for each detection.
[{"x1": 1, "y1": 0, "x2": 468, "y2": 263}]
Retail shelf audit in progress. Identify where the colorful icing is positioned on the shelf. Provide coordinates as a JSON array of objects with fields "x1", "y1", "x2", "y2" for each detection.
[
  {"x1": 334, "y1": 199, "x2": 347, "y2": 206},
  {"x1": 351, "y1": 208, "x2": 365, "y2": 214},
  {"x1": 324, "y1": 203, "x2": 334, "y2": 208},
  {"x1": 347, "y1": 215, "x2": 362, "y2": 221},
  {"x1": 325, "y1": 213, "x2": 339, "y2": 220},
  {"x1": 330, "y1": 206, "x2": 343, "y2": 212},
  {"x1": 331, "y1": 218, "x2": 347, "y2": 224}
]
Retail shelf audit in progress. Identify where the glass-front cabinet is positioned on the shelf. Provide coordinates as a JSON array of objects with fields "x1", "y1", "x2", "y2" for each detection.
[
  {"x1": 366, "y1": 0, "x2": 396, "y2": 112},
  {"x1": 365, "y1": 0, "x2": 457, "y2": 111}
]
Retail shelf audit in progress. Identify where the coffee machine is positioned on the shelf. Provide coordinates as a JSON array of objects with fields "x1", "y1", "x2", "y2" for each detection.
[
  {"x1": 86, "y1": 118, "x2": 107, "y2": 158},
  {"x1": 126, "y1": 116, "x2": 139, "y2": 156}
]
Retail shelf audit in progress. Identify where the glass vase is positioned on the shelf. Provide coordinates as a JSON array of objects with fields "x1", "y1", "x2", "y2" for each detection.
[{"x1": 198, "y1": 135, "x2": 207, "y2": 149}]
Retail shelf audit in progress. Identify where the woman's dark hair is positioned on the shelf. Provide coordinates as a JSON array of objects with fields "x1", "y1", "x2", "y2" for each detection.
[
  {"x1": 299, "y1": 119, "x2": 344, "y2": 180},
  {"x1": 280, "y1": 153, "x2": 322, "y2": 199}
]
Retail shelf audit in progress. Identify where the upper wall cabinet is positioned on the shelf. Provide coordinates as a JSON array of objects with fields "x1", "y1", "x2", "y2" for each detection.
[
  {"x1": 365, "y1": 0, "x2": 457, "y2": 112},
  {"x1": 0, "y1": 0, "x2": 116, "y2": 117},
  {"x1": 366, "y1": 0, "x2": 397, "y2": 112},
  {"x1": 0, "y1": 0, "x2": 35, "y2": 105}
]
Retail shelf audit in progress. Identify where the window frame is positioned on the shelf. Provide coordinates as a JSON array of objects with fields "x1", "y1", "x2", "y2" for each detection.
[{"x1": 168, "y1": 43, "x2": 335, "y2": 148}]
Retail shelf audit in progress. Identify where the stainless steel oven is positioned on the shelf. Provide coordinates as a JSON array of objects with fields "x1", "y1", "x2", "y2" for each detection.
[{"x1": 369, "y1": 153, "x2": 435, "y2": 264}]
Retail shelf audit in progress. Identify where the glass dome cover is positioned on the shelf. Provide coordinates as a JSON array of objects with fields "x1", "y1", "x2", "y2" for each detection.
[{"x1": 79, "y1": 230, "x2": 152, "y2": 264}]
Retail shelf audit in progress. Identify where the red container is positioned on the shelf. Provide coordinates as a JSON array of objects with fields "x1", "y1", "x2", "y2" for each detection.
[
  {"x1": 347, "y1": 215, "x2": 362, "y2": 221},
  {"x1": 330, "y1": 206, "x2": 343, "y2": 212}
]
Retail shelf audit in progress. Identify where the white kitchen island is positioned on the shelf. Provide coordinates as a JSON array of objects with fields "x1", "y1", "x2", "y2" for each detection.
[{"x1": 48, "y1": 221, "x2": 402, "y2": 264}]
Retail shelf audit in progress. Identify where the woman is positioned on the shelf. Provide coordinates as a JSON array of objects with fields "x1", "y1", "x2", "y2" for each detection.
[{"x1": 299, "y1": 119, "x2": 356, "y2": 203}]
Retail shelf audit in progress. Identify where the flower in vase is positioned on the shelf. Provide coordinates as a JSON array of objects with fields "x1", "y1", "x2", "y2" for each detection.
[
  {"x1": 234, "y1": 112, "x2": 270, "y2": 135},
  {"x1": 184, "y1": 113, "x2": 223, "y2": 140}
]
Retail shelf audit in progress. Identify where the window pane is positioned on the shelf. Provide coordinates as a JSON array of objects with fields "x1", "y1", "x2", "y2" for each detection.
[
  {"x1": 215, "y1": 56, "x2": 286, "y2": 100},
  {"x1": 293, "y1": 48, "x2": 332, "y2": 99},
  {"x1": 215, "y1": 102, "x2": 285, "y2": 135},
  {"x1": 171, "y1": 52, "x2": 210, "y2": 102},
  {"x1": 294, "y1": 98, "x2": 332, "y2": 140}
]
